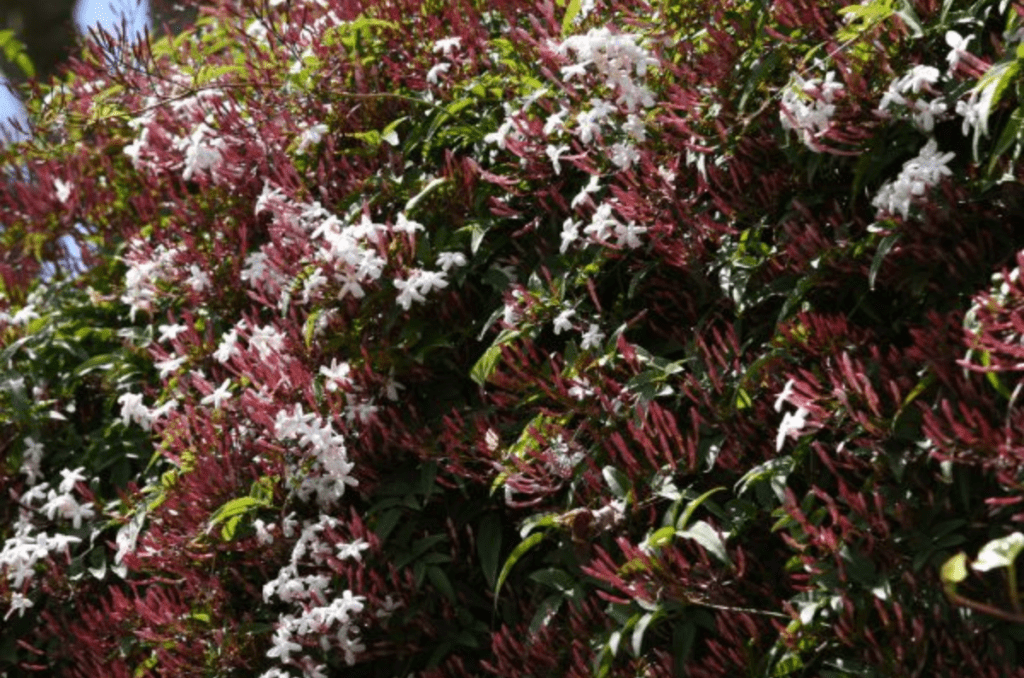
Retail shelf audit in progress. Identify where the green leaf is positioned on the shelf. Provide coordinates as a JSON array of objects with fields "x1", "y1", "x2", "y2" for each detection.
[
  {"x1": 869, "y1": 233, "x2": 900, "y2": 291},
  {"x1": 631, "y1": 610, "x2": 657, "y2": 657},
  {"x1": 405, "y1": 176, "x2": 450, "y2": 214},
  {"x1": 207, "y1": 496, "x2": 268, "y2": 541},
  {"x1": 678, "y1": 520, "x2": 732, "y2": 566},
  {"x1": 221, "y1": 515, "x2": 243, "y2": 542},
  {"x1": 495, "y1": 532, "x2": 545, "y2": 604},
  {"x1": 676, "y1": 486, "x2": 726, "y2": 532},
  {"x1": 0, "y1": 29, "x2": 33, "y2": 78},
  {"x1": 470, "y1": 328, "x2": 520, "y2": 386},
  {"x1": 647, "y1": 526, "x2": 676, "y2": 549},
  {"x1": 477, "y1": 513, "x2": 503, "y2": 589},
  {"x1": 529, "y1": 567, "x2": 576, "y2": 593},
  {"x1": 672, "y1": 621, "x2": 698, "y2": 668},
  {"x1": 988, "y1": 106, "x2": 1024, "y2": 177},
  {"x1": 602, "y1": 465, "x2": 631, "y2": 502},
  {"x1": 772, "y1": 652, "x2": 806, "y2": 676},
  {"x1": 735, "y1": 459, "x2": 793, "y2": 503},
  {"x1": 978, "y1": 350, "x2": 1013, "y2": 398},
  {"x1": 561, "y1": 0, "x2": 583, "y2": 35},
  {"x1": 528, "y1": 594, "x2": 565, "y2": 636},
  {"x1": 427, "y1": 565, "x2": 457, "y2": 602}
]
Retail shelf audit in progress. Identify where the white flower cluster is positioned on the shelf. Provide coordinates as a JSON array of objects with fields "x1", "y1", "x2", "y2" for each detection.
[
  {"x1": 124, "y1": 85, "x2": 248, "y2": 184},
  {"x1": 773, "y1": 379, "x2": 811, "y2": 452},
  {"x1": 120, "y1": 240, "x2": 184, "y2": 320},
  {"x1": 176, "y1": 121, "x2": 226, "y2": 181},
  {"x1": 780, "y1": 69, "x2": 845, "y2": 150},
  {"x1": 561, "y1": 200, "x2": 646, "y2": 251},
  {"x1": 871, "y1": 139, "x2": 955, "y2": 219},
  {"x1": 117, "y1": 391, "x2": 179, "y2": 431},
  {"x1": 260, "y1": 513, "x2": 369, "y2": 675},
  {"x1": 250, "y1": 182, "x2": 466, "y2": 316},
  {"x1": 877, "y1": 65, "x2": 947, "y2": 132},
  {"x1": 484, "y1": 26, "x2": 660, "y2": 259},
  {"x1": 2, "y1": 467, "x2": 97, "y2": 618},
  {"x1": 274, "y1": 404, "x2": 358, "y2": 509},
  {"x1": 393, "y1": 267, "x2": 450, "y2": 310},
  {"x1": 557, "y1": 28, "x2": 658, "y2": 113}
]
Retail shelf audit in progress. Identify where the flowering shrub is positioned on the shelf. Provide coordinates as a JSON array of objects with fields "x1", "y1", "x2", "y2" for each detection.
[{"x1": 5, "y1": 0, "x2": 1024, "y2": 676}]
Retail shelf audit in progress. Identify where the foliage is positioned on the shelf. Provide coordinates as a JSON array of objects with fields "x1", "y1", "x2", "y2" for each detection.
[{"x1": 4, "y1": 0, "x2": 1024, "y2": 676}]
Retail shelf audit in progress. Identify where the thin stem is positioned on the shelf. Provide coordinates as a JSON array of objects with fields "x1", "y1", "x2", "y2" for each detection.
[{"x1": 1009, "y1": 563, "x2": 1021, "y2": 613}]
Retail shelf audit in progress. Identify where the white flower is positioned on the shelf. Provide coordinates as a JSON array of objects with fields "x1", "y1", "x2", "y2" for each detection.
[
  {"x1": 394, "y1": 276, "x2": 426, "y2": 310},
  {"x1": 249, "y1": 325, "x2": 286, "y2": 359},
  {"x1": 11, "y1": 304, "x2": 39, "y2": 325},
  {"x1": 957, "y1": 76, "x2": 999, "y2": 139},
  {"x1": 253, "y1": 519, "x2": 275, "y2": 546},
  {"x1": 58, "y1": 467, "x2": 87, "y2": 494},
  {"x1": 41, "y1": 491, "x2": 95, "y2": 528},
  {"x1": 580, "y1": 323, "x2": 605, "y2": 350},
  {"x1": 553, "y1": 309, "x2": 575, "y2": 335},
  {"x1": 187, "y1": 264, "x2": 211, "y2": 292},
  {"x1": 584, "y1": 202, "x2": 620, "y2": 243},
  {"x1": 426, "y1": 62, "x2": 451, "y2": 84},
  {"x1": 319, "y1": 359, "x2": 352, "y2": 392},
  {"x1": 53, "y1": 178, "x2": 72, "y2": 204},
  {"x1": 21, "y1": 437, "x2": 44, "y2": 485},
  {"x1": 432, "y1": 36, "x2": 461, "y2": 56},
  {"x1": 780, "y1": 70, "x2": 844, "y2": 150},
  {"x1": 609, "y1": 142, "x2": 640, "y2": 170},
  {"x1": 571, "y1": 174, "x2": 601, "y2": 210},
  {"x1": 157, "y1": 323, "x2": 188, "y2": 343},
  {"x1": 393, "y1": 213, "x2": 424, "y2": 235},
  {"x1": 898, "y1": 65, "x2": 940, "y2": 94},
  {"x1": 256, "y1": 668, "x2": 291, "y2": 678},
  {"x1": 66, "y1": 499, "x2": 96, "y2": 529},
  {"x1": 155, "y1": 355, "x2": 187, "y2": 379},
  {"x1": 336, "y1": 270, "x2": 366, "y2": 300},
  {"x1": 435, "y1": 251, "x2": 467, "y2": 271},
  {"x1": 214, "y1": 328, "x2": 241, "y2": 364},
  {"x1": 384, "y1": 368, "x2": 404, "y2": 401},
  {"x1": 543, "y1": 108, "x2": 568, "y2": 136},
  {"x1": 546, "y1": 144, "x2": 570, "y2": 174},
  {"x1": 774, "y1": 379, "x2": 796, "y2": 412},
  {"x1": 956, "y1": 90, "x2": 986, "y2": 136},
  {"x1": 200, "y1": 379, "x2": 233, "y2": 410},
  {"x1": 945, "y1": 30, "x2": 974, "y2": 73},
  {"x1": 483, "y1": 117, "x2": 515, "y2": 149},
  {"x1": 179, "y1": 122, "x2": 224, "y2": 181},
  {"x1": 118, "y1": 392, "x2": 152, "y2": 429},
  {"x1": 4, "y1": 592, "x2": 33, "y2": 620},
  {"x1": 877, "y1": 82, "x2": 906, "y2": 113},
  {"x1": 336, "y1": 539, "x2": 370, "y2": 561},
  {"x1": 394, "y1": 269, "x2": 448, "y2": 309},
  {"x1": 614, "y1": 220, "x2": 647, "y2": 249},
  {"x1": 907, "y1": 138, "x2": 955, "y2": 185},
  {"x1": 266, "y1": 626, "x2": 302, "y2": 663},
  {"x1": 301, "y1": 267, "x2": 328, "y2": 303},
  {"x1": 560, "y1": 218, "x2": 581, "y2": 253},
  {"x1": 973, "y1": 532, "x2": 1024, "y2": 571},
  {"x1": 776, "y1": 407, "x2": 810, "y2": 451},
  {"x1": 296, "y1": 123, "x2": 329, "y2": 154},
  {"x1": 622, "y1": 113, "x2": 647, "y2": 142},
  {"x1": 568, "y1": 377, "x2": 593, "y2": 400},
  {"x1": 911, "y1": 97, "x2": 947, "y2": 132}
]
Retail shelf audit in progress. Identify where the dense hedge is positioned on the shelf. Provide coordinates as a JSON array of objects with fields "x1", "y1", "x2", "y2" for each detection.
[{"x1": 3, "y1": 0, "x2": 1024, "y2": 676}]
